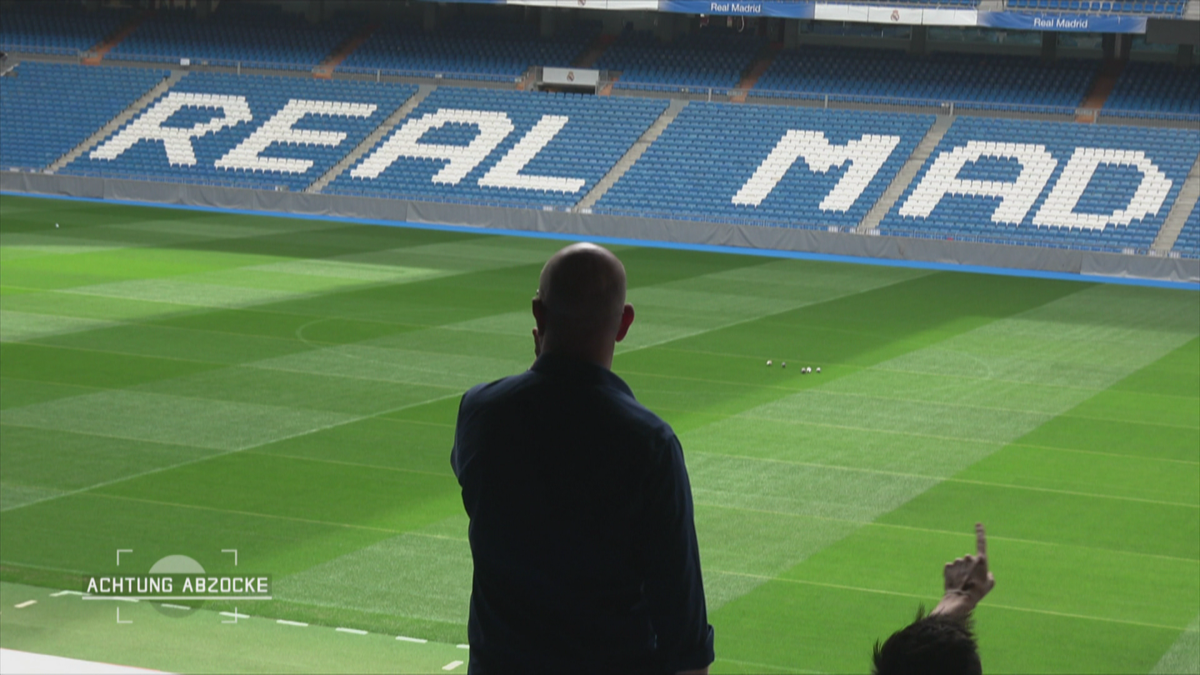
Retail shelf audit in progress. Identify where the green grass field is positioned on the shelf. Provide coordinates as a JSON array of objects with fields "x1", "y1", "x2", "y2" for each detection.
[{"x1": 1, "y1": 193, "x2": 1197, "y2": 674}]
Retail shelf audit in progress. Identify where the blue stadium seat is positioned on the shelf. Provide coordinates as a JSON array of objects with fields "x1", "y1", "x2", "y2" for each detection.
[
  {"x1": 0, "y1": 62, "x2": 170, "y2": 170},
  {"x1": 0, "y1": 5, "x2": 136, "y2": 55},
  {"x1": 754, "y1": 48, "x2": 1096, "y2": 110},
  {"x1": 1106, "y1": 62, "x2": 1200, "y2": 119},
  {"x1": 340, "y1": 19, "x2": 597, "y2": 82},
  {"x1": 1171, "y1": 200, "x2": 1200, "y2": 259},
  {"x1": 598, "y1": 28, "x2": 764, "y2": 93},
  {"x1": 109, "y1": 5, "x2": 357, "y2": 69}
]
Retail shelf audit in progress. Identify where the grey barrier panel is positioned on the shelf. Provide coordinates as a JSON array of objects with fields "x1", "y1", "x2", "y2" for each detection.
[{"x1": 3, "y1": 171, "x2": 1197, "y2": 284}]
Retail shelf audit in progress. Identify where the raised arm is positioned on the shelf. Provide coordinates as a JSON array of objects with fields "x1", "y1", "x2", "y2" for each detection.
[{"x1": 931, "y1": 522, "x2": 995, "y2": 620}]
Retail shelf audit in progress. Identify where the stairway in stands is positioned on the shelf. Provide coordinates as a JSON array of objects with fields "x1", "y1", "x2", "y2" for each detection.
[
  {"x1": 573, "y1": 99, "x2": 688, "y2": 212},
  {"x1": 1153, "y1": 154, "x2": 1200, "y2": 253},
  {"x1": 306, "y1": 84, "x2": 435, "y2": 193},
  {"x1": 857, "y1": 115, "x2": 955, "y2": 233},
  {"x1": 47, "y1": 69, "x2": 185, "y2": 174}
]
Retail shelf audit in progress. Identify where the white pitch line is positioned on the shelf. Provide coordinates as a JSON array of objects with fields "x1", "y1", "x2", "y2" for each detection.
[
  {"x1": 336, "y1": 627, "x2": 368, "y2": 635},
  {"x1": 14, "y1": 600, "x2": 36, "y2": 609},
  {"x1": 277, "y1": 619, "x2": 308, "y2": 627},
  {"x1": 160, "y1": 604, "x2": 191, "y2": 610},
  {"x1": 396, "y1": 636, "x2": 427, "y2": 644},
  {"x1": 442, "y1": 661, "x2": 464, "y2": 671},
  {"x1": 49, "y1": 590, "x2": 84, "y2": 597},
  {"x1": 456, "y1": 644, "x2": 469, "y2": 649},
  {"x1": 219, "y1": 611, "x2": 249, "y2": 619}
]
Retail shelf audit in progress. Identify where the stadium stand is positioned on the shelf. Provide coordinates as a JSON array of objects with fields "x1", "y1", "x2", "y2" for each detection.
[
  {"x1": 63, "y1": 72, "x2": 416, "y2": 192},
  {"x1": 327, "y1": 88, "x2": 667, "y2": 209},
  {"x1": 108, "y1": 5, "x2": 355, "y2": 69},
  {"x1": 880, "y1": 116, "x2": 1200, "y2": 252},
  {"x1": 754, "y1": 48, "x2": 1097, "y2": 111},
  {"x1": 596, "y1": 28, "x2": 765, "y2": 93},
  {"x1": 0, "y1": 62, "x2": 169, "y2": 171},
  {"x1": 1174, "y1": 201, "x2": 1200, "y2": 258},
  {"x1": 340, "y1": 20, "x2": 598, "y2": 82},
  {"x1": 0, "y1": 4, "x2": 135, "y2": 55},
  {"x1": 1104, "y1": 61, "x2": 1200, "y2": 118},
  {"x1": 593, "y1": 104, "x2": 934, "y2": 229},
  {"x1": 1005, "y1": 0, "x2": 1185, "y2": 15}
]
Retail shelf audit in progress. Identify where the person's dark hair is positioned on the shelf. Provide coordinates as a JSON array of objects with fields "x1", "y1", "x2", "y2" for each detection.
[{"x1": 873, "y1": 607, "x2": 982, "y2": 675}]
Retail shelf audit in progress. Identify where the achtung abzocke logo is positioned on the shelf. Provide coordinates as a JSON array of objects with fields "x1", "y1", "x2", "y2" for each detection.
[{"x1": 84, "y1": 554, "x2": 270, "y2": 600}]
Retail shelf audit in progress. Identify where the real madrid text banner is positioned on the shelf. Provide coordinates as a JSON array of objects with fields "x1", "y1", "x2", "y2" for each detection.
[
  {"x1": 657, "y1": 1, "x2": 817, "y2": 18},
  {"x1": 976, "y1": 11, "x2": 1148, "y2": 32}
]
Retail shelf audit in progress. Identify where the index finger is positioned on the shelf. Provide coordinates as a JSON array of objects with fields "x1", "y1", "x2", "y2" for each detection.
[{"x1": 975, "y1": 522, "x2": 987, "y2": 558}]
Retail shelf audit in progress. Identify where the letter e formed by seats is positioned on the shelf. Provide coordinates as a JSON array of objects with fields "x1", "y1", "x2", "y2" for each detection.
[
  {"x1": 91, "y1": 92, "x2": 252, "y2": 166},
  {"x1": 215, "y1": 99, "x2": 377, "y2": 174}
]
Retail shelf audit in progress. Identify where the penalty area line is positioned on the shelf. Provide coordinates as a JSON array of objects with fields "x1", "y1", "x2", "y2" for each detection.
[
  {"x1": 277, "y1": 619, "x2": 308, "y2": 627},
  {"x1": 443, "y1": 661, "x2": 464, "y2": 671},
  {"x1": 396, "y1": 635, "x2": 427, "y2": 644},
  {"x1": 14, "y1": 600, "x2": 36, "y2": 609},
  {"x1": 336, "y1": 627, "x2": 369, "y2": 635}
]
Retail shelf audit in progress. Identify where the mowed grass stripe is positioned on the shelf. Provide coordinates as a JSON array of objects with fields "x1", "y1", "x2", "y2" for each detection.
[
  {"x1": 741, "y1": 336, "x2": 1198, "y2": 672},
  {"x1": 699, "y1": 284, "x2": 1197, "y2": 671},
  {"x1": 714, "y1": 578, "x2": 1187, "y2": 674},
  {"x1": 1151, "y1": 614, "x2": 1200, "y2": 675}
]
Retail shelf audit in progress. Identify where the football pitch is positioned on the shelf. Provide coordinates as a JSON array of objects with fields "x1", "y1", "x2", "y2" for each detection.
[{"x1": 0, "y1": 193, "x2": 1197, "y2": 674}]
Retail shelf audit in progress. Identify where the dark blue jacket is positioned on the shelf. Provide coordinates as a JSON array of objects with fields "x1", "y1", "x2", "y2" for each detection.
[{"x1": 451, "y1": 352, "x2": 714, "y2": 674}]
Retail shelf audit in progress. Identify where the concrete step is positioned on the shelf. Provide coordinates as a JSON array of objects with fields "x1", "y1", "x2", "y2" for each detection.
[
  {"x1": 314, "y1": 23, "x2": 375, "y2": 79},
  {"x1": 857, "y1": 114, "x2": 955, "y2": 233},
  {"x1": 730, "y1": 43, "x2": 780, "y2": 104},
  {"x1": 82, "y1": 9, "x2": 150, "y2": 65},
  {"x1": 305, "y1": 84, "x2": 435, "y2": 194},
  {"x1": 1152, "y1": 154, "x2": 1200, "y2": 253},
  {"x1": 1076, "y1": 60, "x2": 1123, "y2": 123},
  {"x1": 574, "y1": 99, "x2": 688, "y2": 213},
  {"x1": 47, "y1": 69, "x2": 184, "y2": 174},
  {"x1": 572, "y1": 34, "x2": 616, "y2": 69}
]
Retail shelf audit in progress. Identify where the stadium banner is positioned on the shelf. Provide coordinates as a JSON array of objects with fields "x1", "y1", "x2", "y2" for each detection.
[
  {"x1": 867, "y1": 6, "x2": 925, "y2": 24},
  {"x1": 543, "y1": 67, "x2": 601, "y2": 87},
  {"x1": 656, "y1": 1, "x2": 817, "y2": 18},
  {"x1": 976, "y1": 11, "x2": 1147, "y2": 32},
  {"x1": 818, "y1": 4, "x2": 979, "y2": 25},
  {"x1": 922, "y1": 8, "x2": 978, "y2": 25},
  {"x1": 813, "y1": 4, "x2": 871, "y2": 21}
]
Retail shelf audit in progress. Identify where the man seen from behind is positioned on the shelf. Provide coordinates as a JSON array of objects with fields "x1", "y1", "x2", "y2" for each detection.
[{"x1": 451, "y1": 242, "x2": 715, "y2": 674}]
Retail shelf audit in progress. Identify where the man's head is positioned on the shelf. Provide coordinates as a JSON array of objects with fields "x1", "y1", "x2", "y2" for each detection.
[
  {"x1": 873, "y1": 612, "x2": 981, "y2": 675},
  {"x1": 532, "y1": 243, "x2": 634, "y2": 368}
]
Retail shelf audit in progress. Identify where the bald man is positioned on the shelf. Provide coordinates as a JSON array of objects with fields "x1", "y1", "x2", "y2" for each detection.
[{"x1": 451, "y1": 243, "x2": 714, "y2": 674}]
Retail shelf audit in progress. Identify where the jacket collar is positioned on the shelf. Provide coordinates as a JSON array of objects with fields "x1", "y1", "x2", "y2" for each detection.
[{"x1": 530, "y1": 352, "x2": 634, "y2": 398}]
